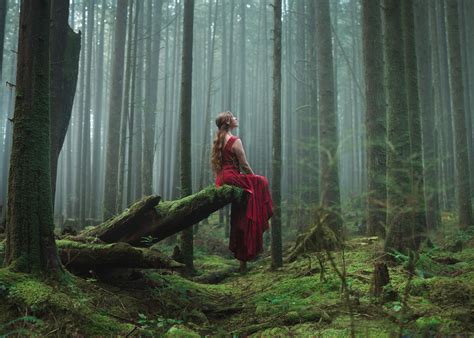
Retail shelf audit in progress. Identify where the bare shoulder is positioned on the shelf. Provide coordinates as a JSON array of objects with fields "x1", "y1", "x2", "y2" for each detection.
[{"x1": 232, "y1": 138, "x2": 243, "y2": 150}]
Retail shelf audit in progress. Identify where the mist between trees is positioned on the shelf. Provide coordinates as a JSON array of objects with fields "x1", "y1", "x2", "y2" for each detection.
[{"x1": 0, "y1": 0, "x2": 472, "y2": 239}]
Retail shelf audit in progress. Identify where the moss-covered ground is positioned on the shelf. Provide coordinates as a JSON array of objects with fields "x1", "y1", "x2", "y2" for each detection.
[{"x1": 1, "y1": 214, "x2": 473, "y2": 336}]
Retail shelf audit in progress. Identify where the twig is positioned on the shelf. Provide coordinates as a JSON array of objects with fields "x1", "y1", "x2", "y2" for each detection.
[{"x1": 126, "y1": 326, "x2": 138, "y2": 337}]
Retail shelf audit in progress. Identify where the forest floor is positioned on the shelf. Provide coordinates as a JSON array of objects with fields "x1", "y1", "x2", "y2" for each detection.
[{"x1": 0, "y1": 213, "x2": 474, "y2": 337}]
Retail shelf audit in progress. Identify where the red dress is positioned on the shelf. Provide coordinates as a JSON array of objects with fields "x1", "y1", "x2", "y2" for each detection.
[{"x1": 215, "y1": 136, "x2": 273, "y2": 262}]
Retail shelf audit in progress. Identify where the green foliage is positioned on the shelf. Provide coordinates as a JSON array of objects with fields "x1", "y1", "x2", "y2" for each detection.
[
  {"x1": 0, "y1": 316, "x2": 43, "y2": 337},
  {"x1": 141, "y1": 235, "x2": 158, "y2": 246},
  {"x1": 415, "y1": 316, "x2": 442, "y2": 334},
  {"x1": 137, "y1": 313, "x2": 183, "y2": 333}
]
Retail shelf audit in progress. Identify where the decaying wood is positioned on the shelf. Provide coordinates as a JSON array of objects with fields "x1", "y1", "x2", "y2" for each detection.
[
  {"x1": 57, "y1": 240, "x2": 184, "y2": 271},
  {"x1": 371, "y1": 261, "x2": 390, "y2": 297},
  {"x1": 82, "y1": 185, "x2": 243, "y2": 246}
]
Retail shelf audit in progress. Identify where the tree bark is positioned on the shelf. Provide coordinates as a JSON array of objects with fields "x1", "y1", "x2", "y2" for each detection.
[
  {"x1": 415, "y1": 0, "x2": 440, "y2": 230},
  {"x1": 83, "y1": 185, "x2": 243, "y2": 246},
  {"x1": 315, "y1": 0, "x2": 341, "y2": 233},
  {"x1": 0, "y1": 0, "x2": 7, "y2": 79},
  {"x1": 445, "y1": 0, "x2": 473, "y2": 228},
  {"x1": 57, "y1": 240, "x2": 183, "y2": 272},
  {"x1": 142, "y1": 0, "x2": 164, "y2": 196},
  {"x1": 179, "y1": 0, "x2": 195, "y2": 271},
  {"x1": 50, "y1": 0, "x2": 81, "y2": 203},
  {"x1": 79, "y1": 0, "x2": 94, "y2": 224},
  {"x1": 103, "y1": 0, "x2": 128, "y2": 220},
  {"x1": 4, "y1": 0, "x2": 61, "y2": 273},
  {"x1": 371, "y1": 261, "x2": 390, "y2": 298},
  {"x1": 402, "y1": 0, "x2": 427, "y2": 244},
  {"x1": 362, "y1": 0, "x2": 386, "y2": 238},
  {"x1": 383, "y1": 0, "x2": 416, "y2": 253},
  {"x1": 271, "y1": 0, "x2": 283, "y2": 268},
  {"x1": 91, "y1": 0, "x2": 107, "y2": 219}
]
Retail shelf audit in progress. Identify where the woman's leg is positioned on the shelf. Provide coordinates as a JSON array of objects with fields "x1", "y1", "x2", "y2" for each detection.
[{"x1": 239, "y1": 260, "x2": 247, "y2": 273}]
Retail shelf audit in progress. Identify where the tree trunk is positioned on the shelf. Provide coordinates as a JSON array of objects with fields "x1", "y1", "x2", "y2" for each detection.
[
  {"x1": 4, "y1": 0, "x2": 61, "y2": 274},
  {"x1": 142, "y1": 0, "x2": 164, "y2": 196},
  {"x1": 82, "y1": 185, "x2": 243, "y2": 246},
  {"x1": 103, "y1": 0, "x2": 128, "y2": 220},
  {"x1": 362, "y1": 0, "x2": 386, "y2": 238},
  {"x1": 0, "y1": 0, "x2": 7, "y2": 79},
  {"x1": 238, "y1": 0, "x2": 246, "y2": 141},
  {"x1": 371, "y1": 261, "x2": 390, "y2": 298},
  {"x1": 415, "y1": 0, "x2": 440, "y2": 230},
  {"x1": 198, "y1": 0, "x2": 218, "y2": 192},
  {"x1": 383, "y1": 0, "x2": 415, "y2": 253},
  {"x1": 271, "y1": 0, "x2": 283, "y2": 269},
  {"x1": 315, "y1": 0, "x2": 341, "y2": 233},
  {"x1": 179, "y1": 0, "x2": 195, "y2": 272},
  {"x1": 79, "y1": 0, "x2": 94, "y2": 224},
  {"x1": 402, "y1": 0, "x2": 427, "y2": 245},
  {"x1": 57, "y1": 240, "x2": 183, "y2": 272},
  {"x1": 117, "y1": 0, "x2": 134, "y2": 211},
  {"x1": 91, "y1": 0, "x2": 107, "y2": 219},
  {"x1": 445, "y1": 0, "x2": 473, "y2": 228},
  {"x1": 50, "y1": 0, "x2": 81, "y2": 205}
]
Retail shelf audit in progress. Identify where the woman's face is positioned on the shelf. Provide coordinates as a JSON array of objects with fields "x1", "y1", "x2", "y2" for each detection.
[{"x1": 229, "y1": 114, "x2": 238, "y2": 129}]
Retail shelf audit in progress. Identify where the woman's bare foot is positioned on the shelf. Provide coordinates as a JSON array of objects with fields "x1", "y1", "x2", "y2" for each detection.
[{"x1": 239, "y1": 260, "x2": 247, "y2": 274}]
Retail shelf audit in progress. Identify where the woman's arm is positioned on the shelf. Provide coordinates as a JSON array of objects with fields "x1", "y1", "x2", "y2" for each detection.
[{"x1": 232, "y1": 139, "x2": 254, "y2": 175}]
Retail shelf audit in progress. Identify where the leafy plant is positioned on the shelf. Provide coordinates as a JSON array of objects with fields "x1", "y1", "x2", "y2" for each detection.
[
  {"x1": 0, "y1": 316, "x2": 43, "y2": 337},
  {"x1": 140, "y1": 235, "x2": 158, "y2": 246},
  {"x1": 137, "y1": 313, "x2": 183, "y2": 333}
]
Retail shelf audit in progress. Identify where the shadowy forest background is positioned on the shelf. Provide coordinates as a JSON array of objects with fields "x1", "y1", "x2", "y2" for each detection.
[
  {"x1": 0, "y1": 0, "x2": 473, "y2": 268},
  {"x1": 0, "y1": 0, "x2": 473, "y2": 336}
]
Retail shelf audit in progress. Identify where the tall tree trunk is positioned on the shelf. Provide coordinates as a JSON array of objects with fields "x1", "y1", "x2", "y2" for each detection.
[
  {"x1": 402, "y1": 0, "x2": 427, "y2": 244},
  {"x1": 437, "y1": 1, "x2": 455, "y2": 210},
  {"x1": 80, "y1": 0, "x2": 94, "y2": 224},
  {"x1": 238, "y1": 0, "x2": 246, "y2": 141},
  {"x1": 127, "y1": 0, "x2": 140, "y2": 205},
  {"x1": 117, "y1": 0, "x2": 134, "y2": 211},
  {"x1": 199, "y1": 0, "x2": 219, "y2": 191},
  {"x1": 383, "y1": 0, "x2": 415, "y2": 252},
  {"x1": 50, "y1": 0, "x2": 80, "y2": 212},
  {"x1": 4, "y1": 0, "x2": 61, "y2": 274},
  {"x1": 103, "y1": 0, "x2": 128, "y2": 220},
  {"x1": 74, "y1": 3, "x2": 86, "y2": 219},
  {"x1": 445, "y1": 0, "x2": 473, "y2": 228},
  {"x1": 271, "y1": 0, "x2": 283, "y2": 268},
  {"x1": 315, "y1": 0, "x2": 341, "y2": 233},
  {"x1": 91, "y1": 0, "x2": 107, "y2": 219},
  {"x1": 415, "y1": 0, "x2": 440, "y2": 230},
  {"x1": 0, "y1": 0, "x2": 7, "y2": 79},
  {"x1": 142, "y1": 0, "x2": 164, "y2": 196},
  {"x1": 362, "y1": 0, "x2": 386, "y2": 238},
  {"x1": 226, "y1": 1, "x2": 235, "y2": 110},
  {"x1": 179, "y1": 0, "x2": 195, "y2": 272}
]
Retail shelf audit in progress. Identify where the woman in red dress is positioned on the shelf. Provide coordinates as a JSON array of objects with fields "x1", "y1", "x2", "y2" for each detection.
[{"x1": 211, "y1": 111, "x2": 273, "y2": 273}]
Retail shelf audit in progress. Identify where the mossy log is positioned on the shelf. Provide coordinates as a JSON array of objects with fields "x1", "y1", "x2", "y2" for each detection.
[
  {"x1": 57, "y1": 240, "x2": 184, "y2": 271},
  {"x1": 82, "y1": 185, "x2": 243, "y2": 246}
]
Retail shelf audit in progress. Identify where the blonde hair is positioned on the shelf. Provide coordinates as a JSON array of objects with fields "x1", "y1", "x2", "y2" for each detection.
[{"x1": 211, "y1": 111, "x2": 233, "y2": 174}]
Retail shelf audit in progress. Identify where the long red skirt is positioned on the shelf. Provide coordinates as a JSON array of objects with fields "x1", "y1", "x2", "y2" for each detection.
[{"x1": 216, "y1": 165, "x2": 273, "y2": 262}]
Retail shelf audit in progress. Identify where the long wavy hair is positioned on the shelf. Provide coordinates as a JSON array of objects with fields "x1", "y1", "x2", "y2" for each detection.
[{"x1": 211, "y1": 111, "x2": 233, "y2": 174}]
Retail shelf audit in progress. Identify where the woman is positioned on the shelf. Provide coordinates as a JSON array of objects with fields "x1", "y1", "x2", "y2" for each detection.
[{"x1": 211, "y1": 111, "x2": 273, "y2": 273}]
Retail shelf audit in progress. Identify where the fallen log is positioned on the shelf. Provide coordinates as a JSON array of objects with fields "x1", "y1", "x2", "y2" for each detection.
[
  {"x1": 82, "y1": 185, "x2": 243, "y2": 246},
  {"x1": 57, "y1": 240, "x2": 184, "y2": 271},
  {"x1": 0, "y1": 239, "x2": 183, "y2": 272}
]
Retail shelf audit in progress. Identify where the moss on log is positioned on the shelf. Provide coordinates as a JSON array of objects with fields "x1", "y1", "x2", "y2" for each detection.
[
  {"x1": 57, "y1": 240, "x2": 183, "y2": 271},
  {"x1": 82, "y1": 185, "x2": 243, "y2": 246}
]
